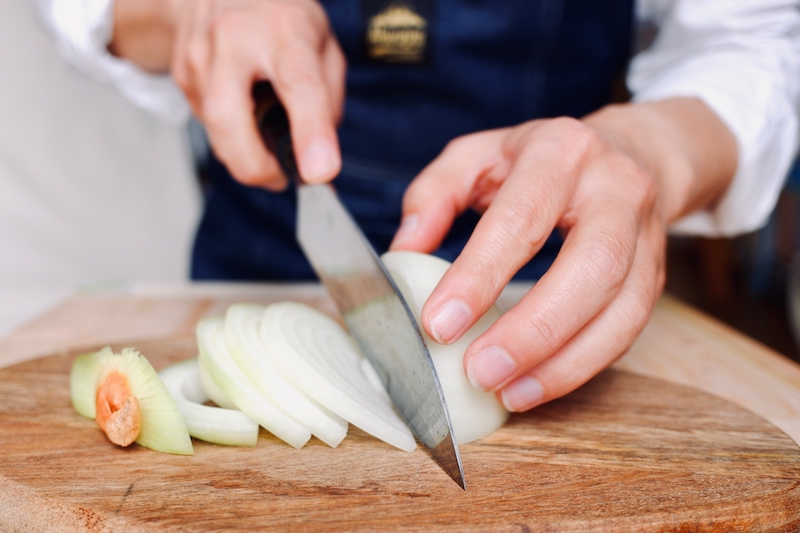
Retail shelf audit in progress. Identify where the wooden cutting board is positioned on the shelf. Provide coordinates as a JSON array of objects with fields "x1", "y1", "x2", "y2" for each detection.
[{"x1": 1, "y1": 336, "x2": 799, "y2": 532}]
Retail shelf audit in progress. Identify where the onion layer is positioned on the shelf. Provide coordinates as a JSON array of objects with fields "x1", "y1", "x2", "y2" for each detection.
[
  {"x1": 259, "y1": 302, "x2": 417, "y2": 452},
  {"x1": 225, "y1": 304, "x2": 348, "y2": 447},
  {"x1": 159, "y1": 358, "x2": 259, "y2": 447},
  {"x1": 197, "y1": 318, "x2": 312, "y2": 449}
]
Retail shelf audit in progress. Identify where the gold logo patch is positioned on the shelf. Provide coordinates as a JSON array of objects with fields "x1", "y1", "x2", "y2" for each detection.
[{"x1": 366, "y1": 3, "x2": 428, "y2": 63}]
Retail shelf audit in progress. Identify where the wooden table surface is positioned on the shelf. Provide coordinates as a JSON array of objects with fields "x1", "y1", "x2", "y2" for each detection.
[{"x1": 2, "y1": 282, "x2": 800, "y2": 532}]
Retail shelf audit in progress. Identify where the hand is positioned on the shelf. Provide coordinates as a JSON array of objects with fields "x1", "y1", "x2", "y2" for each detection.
[
  {"x1": 111, "y1": 0, "x2": 345, "y2": 189},
  {"x1": 391, "y1": 99, "x2": 736, "y2": 411}
]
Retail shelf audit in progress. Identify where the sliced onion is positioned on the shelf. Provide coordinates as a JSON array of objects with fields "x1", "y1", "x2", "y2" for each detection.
[
  {"x1": 198, "y1": 360, "x2": 237, "y2": 409},
  {"x1": 225, "y1": 304, "x2": 348, "y2": 447},
  {"x1": 197, "y1": 318, "x2": 312, "y2": 449},
  {"x1": 382, "y1": 251, "x2": 509, "y2": 444},
  {"x1": 259, "y1": 302, "x2": 417, "y2": 452},
  {"x1": 159, "y1": 358, "x2": 259, "y2": 447}
]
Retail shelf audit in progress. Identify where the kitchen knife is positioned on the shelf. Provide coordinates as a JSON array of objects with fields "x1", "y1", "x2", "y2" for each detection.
[{"x1": 253, "y1": 82, "x2": 465, "y2": 489}]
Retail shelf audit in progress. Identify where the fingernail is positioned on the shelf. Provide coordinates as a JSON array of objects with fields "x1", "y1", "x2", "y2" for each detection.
[
  {"x1": 501, "y1": 375, "x2": 544, "y2": 412},
  {"x1": 466, "y1": 345, "x2": 517, "y2": 391},
  {"x1": 390, "y1": 215, "x2": 419, "y2": 249},
  {"x1": 301, "y1": 141, "x2": 337, "y2": 182},
  {"x1": 429, "y1": 299, "x2": 472, "y2": 344}
]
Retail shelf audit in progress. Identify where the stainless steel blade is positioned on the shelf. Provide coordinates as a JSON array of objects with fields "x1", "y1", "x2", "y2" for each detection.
[
  {"x1": 296, "y1": 183, "x2": 465, "y2": 489},
  {"x1": 253, "y1": 82, "x2": 465, "y2": 488}
]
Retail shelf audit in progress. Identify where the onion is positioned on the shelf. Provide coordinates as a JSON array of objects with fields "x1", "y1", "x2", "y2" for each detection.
[
  {"x1": 381, "y1": 251, "x2": 509, "y2": 444},
  {"x1": 159, "y1": 358, "x2": 259, "y2": 447},
  {"x1": 71, "y1": 249, "x2": 507, "y2": 457},
  {"x1": 198, "y1": 359, "x2": 237, "y2": 409},
  {"x1": 197, "y1": 318, "x2": 312, "y2": 449},
  {"x1": 259, "y1": 302, "x2": 417, "y2": 452},
  {"x1": 225, "y1": 304, "x2": 348, "y2": 447}
]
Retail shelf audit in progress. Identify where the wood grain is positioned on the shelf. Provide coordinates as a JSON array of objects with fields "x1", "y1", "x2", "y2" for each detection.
[
  {"x1": 617, "y1": 294, "x2": 800, "y2": 447},
  {"x1": 1, "y1": 337, "x2": 799, "y2": 532}
]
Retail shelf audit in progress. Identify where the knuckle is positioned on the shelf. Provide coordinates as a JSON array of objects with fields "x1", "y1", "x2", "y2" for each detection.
[
  {"x1": 443, "y1": 129, "x2": 498, "y2": 158},
  {"x1": 524, "y1": 314, "x2": 562, "y2": 355},
  {"x1": 274, "y1": 65, "x2": 323, "y2": 92},
  {"x1": 184, "y1": 45, "x2": 207, "y2": 76},
  {"x1": 200, "y1": 98, "x2": 230, "y2": 133},
  {"x1": 514, "y1": 117, "x2": 599, "y2": 174},
  {"x1": 625, "y1": 165, "x2": 658, "y2": 212},
  {"x1": 230, "y1": 159, "x2": 274, "y2": 187},
  {"x1": 581, "y1": 234, "x2": 632, "y2": 290},
  {"x1": 499, "y1": 194, "x2": 550, "y2": 249},
  {"x1": 441, "y1": 135, "x2": 469, "y2": 157},
  {"x1": 623, "y1": 287, "x2": 655, "y2": 334},
  {"x1": 171, "y1": 66, "x2": 190, "y2": 95},
  {"x1": 208, "y1": 9, "x2": 239, "y2": 36},
  {"x1": 271, "y1": 1, "x2": 329, "y2": 40},
  {"x1": 464, "y1": 249, "x2": 511, "y2": 291},
  {"x1": 234, "y1": 168, "x2": 262, "y2": 186},
  {"x1": 547, "y1": 117, "x2": 598, "y2": 152}
]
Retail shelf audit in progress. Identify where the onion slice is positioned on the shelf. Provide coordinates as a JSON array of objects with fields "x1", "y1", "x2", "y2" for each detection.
[
  {"x1": 197, "y1": 318, "x2": 312, "y2": 449},
  {"x1": 259, "y1": 302, "x2": 417, "y2": 452},
  {"x1": 199, "y1": 360, "x2": 237, "y2": 410},
  {"x1": 225, "y1": 304, "x2": 348, "y2": 447},
  {"x1": 159, "y1": 358, "x2": 259, "y2": 447},
  {"x1": 382, "y1": 251, "x2": 509, "y2": 444}
]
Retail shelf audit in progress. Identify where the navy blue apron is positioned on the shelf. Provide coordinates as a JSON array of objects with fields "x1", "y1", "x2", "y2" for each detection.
[{"x1": 191, "y1": 0, "x2": 634, "y2": 281}]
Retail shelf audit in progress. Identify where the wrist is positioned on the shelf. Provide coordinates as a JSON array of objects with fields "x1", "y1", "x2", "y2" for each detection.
[{"x1": 583, "y1": 99, "x2": 737, "y2": 225}]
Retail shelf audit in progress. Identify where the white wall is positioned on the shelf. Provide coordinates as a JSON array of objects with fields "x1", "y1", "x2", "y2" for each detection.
[{"x1": 0, "y1": 1, "x2": 201, "y2": 335}]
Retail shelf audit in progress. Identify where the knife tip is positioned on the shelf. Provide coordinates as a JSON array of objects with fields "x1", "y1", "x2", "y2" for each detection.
[{"x1": 429, "y1": 434, "x2": 467, "y2": 490}]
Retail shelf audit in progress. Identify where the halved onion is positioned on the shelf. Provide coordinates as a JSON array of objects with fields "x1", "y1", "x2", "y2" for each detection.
[
  {"x1": 197, "y1": 318, "x2": 312, "y2": 449},
  {"x1": 382, "y1": 251, "x2": 509, "y2": 444},
  {"x1": 159, "y1": 358, "x2": 259, "y2": 447},
  {"x1": 259, "y1": 302, "x2": 417, "y2": 452}
]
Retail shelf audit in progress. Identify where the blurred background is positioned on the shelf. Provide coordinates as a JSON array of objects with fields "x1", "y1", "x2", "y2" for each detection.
[
  {"x1": 2, "y1": 1, "x2": 799, "y2": 367},
  {"x1": 0, "y1": 1, "x2": 200, "y2": 336},
  {"x1": 666, "y1": 164, "x2": 800, "y2": 365}
]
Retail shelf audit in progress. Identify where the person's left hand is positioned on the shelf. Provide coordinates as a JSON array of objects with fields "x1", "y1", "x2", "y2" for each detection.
[{"x1": 390, "y1": 99, "x2": 736, "y2": 411}]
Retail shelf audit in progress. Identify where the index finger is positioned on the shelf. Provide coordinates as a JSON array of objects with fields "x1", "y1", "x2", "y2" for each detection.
[
  {"x1": 271, "y1": 37, "x2": 343, "y2": 184},
  {"x1": 420, "y1": 119, "x2": 587, "y2": 345},
  {"x1": 202, "y1": 31, "x2": 285, "y2": 188}
]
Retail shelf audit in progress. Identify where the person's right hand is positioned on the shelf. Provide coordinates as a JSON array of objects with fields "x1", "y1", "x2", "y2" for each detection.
[{"x1": 113, "y1": 0, "x2": 346, "y2": 189}]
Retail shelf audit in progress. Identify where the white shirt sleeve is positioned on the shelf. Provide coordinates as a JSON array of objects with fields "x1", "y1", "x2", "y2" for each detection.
[
  {"x1": 33, "y1": 0, "x2": 190, "y2": 124},
  {"x1": 630, "y1": 0, "x2": 800, "y2": 236}
]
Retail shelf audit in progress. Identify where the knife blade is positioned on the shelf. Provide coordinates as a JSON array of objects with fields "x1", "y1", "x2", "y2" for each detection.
[{"x1": 253, "y1": 82, "x2": 465, "y2": 489}]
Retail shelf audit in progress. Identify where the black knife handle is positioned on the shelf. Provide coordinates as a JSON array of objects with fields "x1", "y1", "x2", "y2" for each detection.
[{"x1": 252, "y1": 81, "x2": 301, "y2": 184}]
